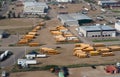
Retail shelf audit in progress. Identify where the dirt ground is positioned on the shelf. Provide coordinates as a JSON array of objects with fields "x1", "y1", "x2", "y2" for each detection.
[
  {"x1": 0, "y1": 0, "x2": 120, "y2": 65},
  {"x1": 9, "y1": 66, "x2": 120, "y2": 77},
  {"x1": 0, "y1": 1, "x2": 120, "y2": 77}
]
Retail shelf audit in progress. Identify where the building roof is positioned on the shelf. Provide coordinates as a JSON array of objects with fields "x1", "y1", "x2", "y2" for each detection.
[
  {"x1": 24, "y1": 2, "x2": 48, "y2": 8},
  {"x1": 69, "y1": 13, "x2": 92, "y2": 20},
  {"x1": 79, "y1": 25, "x2": 116, "y2": 32},
  {"x1": 58, "y1": 14, "x2": 75, "y2": 22},
  {"x1": 98, "y1": 0, "x2": 118, "y2": 4},
  {"x1": 116, "y1": 21, "x2": 120, "y2": 25},
  {"x1": 58, "y1": 13, "x2": 92, "y2": 22}
]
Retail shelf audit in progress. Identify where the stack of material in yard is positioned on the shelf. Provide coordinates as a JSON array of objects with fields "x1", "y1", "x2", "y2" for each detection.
[
  {"x1": 28, "y1": 32, "x2": 37, "y2": 36},
  {"x1": 50, "y1": 26, "x2": 79, "y2": 43},
  {"x1": 101, "y1": 52, "x2": 115, "y2": 57},
  {"x1": 75, "y1": 52, "x2": 88, "y2": 58},
  {"x1": 108, "y1": 46, "x2": 120, "y2": 51},
  {"x1": 96, "y1": 47, "x2": 110, "y2": 54},
  {"x1": 54, "y1": 35, "x2": 66, "y2": 42},
  {"x1": 73, "y1": 49, "x2": 87, "y2": 58},
  {"x1": 82, "y1": 46, "x2": 95, "y2": 52},
  {"x1": 28, "y1": 42, "x2": 40, "y2": 47},
  {"x1": 39, "y1": 22, "x2": 45, "y2": 26},
  {"x1": 63, "y1": 31, "x2": 79, "y2": 42},
  {"x1": 40, "y1": 47, "x2": 60, "y2": 55},
  {"x1": 56, "y1": 26, "x2": 68, "y2": 32},
  {"x1": 63, "y1": 32, "x2": 73, "y2": 37},
  {"x1": 23, "y1": 34, "x2": 35, "y2": 40},
  {"x1": 34, "y1": 26, "x2": 41, "y2": 30},
  {"x1": 18, "y1": 39, "x2": 28, "y2": 44},
  {"x1": 32, "y1": 28, "x2": 38, "y2": 32},
  {"x1": 50, "y1": 30, "x2": 62, "y2": 35},
  {"x1": 92, "y1": 43, "x2": 105, "y2": 47},
  {"x1": 90, "y1": 51, "x2": 99, "y2": 56}
]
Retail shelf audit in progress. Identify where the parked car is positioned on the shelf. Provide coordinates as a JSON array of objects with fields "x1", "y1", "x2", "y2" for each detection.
[
  {"x1": 1, "y1": 71, "x2": 7, "y2": 77},
  {"x1": 96, "y1": 16, "x2": 104, "y2": 21},
  {"x1": 115, "y1": 17, "x2": 120, "y2": 20}
]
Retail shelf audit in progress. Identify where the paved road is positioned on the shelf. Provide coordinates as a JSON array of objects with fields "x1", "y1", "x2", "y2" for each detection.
[{"x1": 0, "y1": 47, "x2": 38, "y2": 67}]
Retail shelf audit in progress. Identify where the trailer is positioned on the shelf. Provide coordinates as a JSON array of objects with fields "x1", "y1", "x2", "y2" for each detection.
[
  {"x1": 25, "y1": 54, "x2": 36, "y2": 59},
  {"x1": 17, "y1": 59, "x2": 37, "y2": 65},
  {"x1": 36, "y1": 54, "x2": 47, "y2": 58}
]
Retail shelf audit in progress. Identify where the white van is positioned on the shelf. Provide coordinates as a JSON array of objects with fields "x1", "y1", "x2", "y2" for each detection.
[{"x1": 1, "y1": 71, "x2": 7, "y2": 77}]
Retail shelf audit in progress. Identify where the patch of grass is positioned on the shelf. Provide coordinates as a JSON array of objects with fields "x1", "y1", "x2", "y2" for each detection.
[
  {"x1": 11, "y1": 62, "x2": 117, "y2": 73},
  {"x1": 9, "y1": 44, "x2": 16, "y2": 47},
  {"x1": 11, "y1": 65, "x2": 59, "y2": 73},
  {"x1": 92, "y1": 38, "x2": 120, "y2": 42},
  {"x1": 84, "y1": 0, "x2": 96, "y2": 3},
  {"x1": 111, "y1": 10, "x2": 120, "y2": 13}
]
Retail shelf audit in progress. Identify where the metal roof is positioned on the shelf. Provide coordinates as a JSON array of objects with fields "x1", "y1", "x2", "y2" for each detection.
[
  {"x1": 116, "y1": 21, "x2": 120, "y2": 25},
  {"x1": 58, "y1": 13, "x2": 92, "y2": 22},
  {"x1": 79, "y1": 25, "x2": 116, "y2": 31},
  {"x1": 24, "y1": 2, "x2": 48, "y2": 8},
  {"x1": 99, "y1": 0, "x2": 117, "y2": 3},
  {"x1": 58, "y1": 14, "x2": 75, "y2": 22},
  {"x1": 69, "y1": 13, "x2": 92, "y2": 20}
]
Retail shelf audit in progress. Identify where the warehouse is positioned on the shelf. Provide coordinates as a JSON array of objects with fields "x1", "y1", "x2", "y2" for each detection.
[
  {"x1": 98, "y1": 0, "x2": 120, "y2": 8},
  {"x1": 115, "y1": 21, "x2": 120, "y2": 31},
  {"x1": 77, "y1": 24, "x2": 116, "y2": 37},
  {"x1": 57, "y1": 13, "x2": 93, "y2": 26},
  {"x1": 23, "y1": 2, "x2": 48, "y2": 15}
]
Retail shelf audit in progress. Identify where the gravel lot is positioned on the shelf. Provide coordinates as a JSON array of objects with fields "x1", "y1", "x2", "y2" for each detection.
[{"x1": 0, "y1": 1, "x2": 120, "y2": 77}]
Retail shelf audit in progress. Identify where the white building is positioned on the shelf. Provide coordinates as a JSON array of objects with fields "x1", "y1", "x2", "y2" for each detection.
[
  {"x1": 115, "y1": 21, "x2": 120, "y2": 31},
  {"x1": 98, "y1": 0, "x2": 117, "y2": 5},
  {"x1": 77, "y1": 25, "x2": 116, "y2": 37},
  {"x1": 57, "y1": 13, "x2": 92, "y2": 26},
  {"x1": 98, "y1": 0, "x2": 120, "y2": 7},
  {"x1": 23, "y1": 2, "x2": 48, "y2": 15},
  {"x1": 56, "y1": 0, "x2": 73, "y2": 2}
]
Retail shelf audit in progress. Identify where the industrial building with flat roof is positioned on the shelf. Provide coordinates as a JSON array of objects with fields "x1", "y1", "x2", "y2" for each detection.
[
  {"x1": 115, "y1": 21, "x2": 120, "y2": 31},
  {"x1": 57, "y1": 13, "x2": 93, "y2": 26},
  {"x1": 23, "y1": 2, "x2": 48, "y2": 15},
  {"x1": 77, "y1": 25, "x2": 116, "y2": 37},
  {"x1": 98, "y1": 0, "x2": 120, "y2": 7}
]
